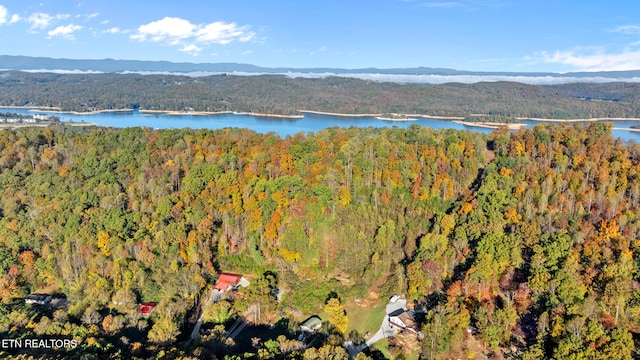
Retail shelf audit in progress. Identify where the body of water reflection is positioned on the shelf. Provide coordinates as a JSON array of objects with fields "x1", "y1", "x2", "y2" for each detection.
[{"x1": 3, "y1": 107, "x2": 640, "y2": 141}]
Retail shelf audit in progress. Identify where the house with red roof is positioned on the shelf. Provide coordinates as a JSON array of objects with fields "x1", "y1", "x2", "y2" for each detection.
[
  {"x1": 138, "y1": 302, "x2": 158, "y2": 316},
  {"x1": 214, "y1": 272, "x2": 243, "y2": 291}
]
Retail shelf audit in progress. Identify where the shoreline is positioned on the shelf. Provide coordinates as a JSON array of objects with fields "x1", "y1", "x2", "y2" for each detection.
[
  {"x1": 453, "y1": 120, "x2": 527, "y2": 130},
  {"x1": 0, "y1": 121, "x2": 98, "y2": 129},
  {"x1": 413, "y1": 114, "x2": 465, "y2": 120},
  {"x1": 375, "y1": 116, "x2": 418, "y2": 122},
  {"x1": 232, "y1": 111, "x2": 303, "y2": 119},
  {"x1": 299, "y1": 110, "x2": 466, "y2": 120},
  {"x1": 0, "y1": 105, "x2": 62, "y2": 111},
  {"x1": 0, "y1": 106, "x2": 133, "y2": 115},
  {"x1": 140, "y1": 109, "x2": 304, "y2": 119},
  {"x1": 39, "y1": 108, "x2": 134, "y2": 115},
  {"x1": 140, "y1": 109, "x2": 232, "y2": 116},
  {"x1": 64, "y1": 122, "x2": 99, "y2": 127},
  {"x1": 299, "y1": 110, "x2": 382, "y2": 117},
  {"x1": 516, "y1": 116, "x2": 640, "y2": 122},
  {"x1": 4, "y1": 106, "x2": 640, "y2": 124}
]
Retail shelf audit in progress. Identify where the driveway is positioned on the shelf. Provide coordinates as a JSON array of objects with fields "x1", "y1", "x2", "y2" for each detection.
[{"x1": 363, "y1": 298, "x2": 406, "y2": 348}]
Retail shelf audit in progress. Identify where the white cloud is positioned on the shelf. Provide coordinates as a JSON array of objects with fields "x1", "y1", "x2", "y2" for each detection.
[
  {"x1": 196, "y1": 21, "x2": 253, "y2": 44},
  {"x1": 47, "y1": 24, "x2": 82, "y2": 40},
  {"x1": 240, "y1": 33, "x2": 255, "y2": 42},
  {"x1": 27, "y1": 12, "x2": 69, "y2": 30},
  {"x1": 86, "y1": 13, "x2": 99, "y2": 20},
  {"x1": 0, "y1": 5, "x2": 7, "y2": 25},
  {"x1": 532, "y1": 24, "x2": 640, "y2": 72},
  {"x1": 103, "y1": 27, "x2": 127, "y2": 34},
  {"x1": 180, "y1": 44, "x2": 202, "y2": 55},
  {"x1": 28, "y1": 13, "x2": 54, "y2": 29},
  {"x1": 0, "y1": 5, "x2": 21, "y2": 25},
  {"x1": 241, "y1": 50, "x2": 253, "y2": 55},
  {"x1": 611, "y1": 25, "x2": 640, "y2": 35},
  {"x1": 314, "y1": 73, "x2": 640, "y2": 85},
  {"x1": 131, "y1": 17, "x2": 196, "y2": 42},
  {"x1": 131, "y1": 16, "x2": 256, "y2": 51},
  {"x1": 100, "y1": 70, "x2": 640, "y2": 85},
  {"x1": 423, "y1": 2, "x2": 463, "y2": 8},
  {"x1": 538, "y1": 48, "x2": 640, "y2": 72}
]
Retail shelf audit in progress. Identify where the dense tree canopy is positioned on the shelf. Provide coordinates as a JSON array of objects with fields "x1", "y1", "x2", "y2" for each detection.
[
  {"x1": 1, "y1": 72, "x2": 640, "y2": 119},
  {"x1": 0, "y1": 123, "x2": 638, "y2": 358}
]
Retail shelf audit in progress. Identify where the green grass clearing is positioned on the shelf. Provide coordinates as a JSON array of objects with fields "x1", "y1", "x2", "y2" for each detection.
[
  {"x1": 372, "y1": 338, "x2": 421, "y2": 360},
  {"x1": 344, "y1": 300, "x2": 387, "y2": 336},
  {"x1": 373, "y1": 338, "x2": 391, "y2": 358}
]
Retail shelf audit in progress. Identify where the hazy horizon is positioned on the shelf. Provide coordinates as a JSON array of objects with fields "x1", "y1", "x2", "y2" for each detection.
[{"x1": 5, "y1": 55, "x2": 640, "y2": 85}]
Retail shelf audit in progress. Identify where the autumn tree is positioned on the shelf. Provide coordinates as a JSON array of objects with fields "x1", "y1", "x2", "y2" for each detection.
[{"x1": 324, "y1": 297, "x2": 348, "y2": 334}]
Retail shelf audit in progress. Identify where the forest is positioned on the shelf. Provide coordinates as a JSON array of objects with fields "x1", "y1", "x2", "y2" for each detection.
[
  {"x1": 2, "y1": 71, "x2": 640, "y2": 119},
  {"x1": 0, "y1": 122, "x2": 638, "y2": 359}
]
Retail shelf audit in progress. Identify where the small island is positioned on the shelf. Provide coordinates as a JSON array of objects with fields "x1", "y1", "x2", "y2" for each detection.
[{"x1": 454, "y1": 113, "x2": 527, "y2": 130}]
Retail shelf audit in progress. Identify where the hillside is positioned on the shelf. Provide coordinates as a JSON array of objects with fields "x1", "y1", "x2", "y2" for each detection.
[
  {"x1": 0, "y1": 71, "x2": 639, "y2": 118},
  {"x1": 0, "y1": 124, "x2": 637, "y2": 358}
]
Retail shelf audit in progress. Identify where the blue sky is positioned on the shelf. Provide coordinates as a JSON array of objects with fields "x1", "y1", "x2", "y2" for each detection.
[{"x1": 0, "y1": 1, "x2": 639, "y2": 72}]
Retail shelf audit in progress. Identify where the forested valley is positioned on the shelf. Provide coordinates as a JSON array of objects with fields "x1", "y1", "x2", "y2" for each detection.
[
  {"x1": 0, "y1": 123, "x2": 638, "y2": 359},
  {"x1": 2, "y1": 71, "x2": 640, "y2": 119}
]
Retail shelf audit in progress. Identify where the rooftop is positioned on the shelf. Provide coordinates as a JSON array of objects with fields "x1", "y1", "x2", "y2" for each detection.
[{"x1": 214, "y1": 272, "x2": 243, "y2": 290}]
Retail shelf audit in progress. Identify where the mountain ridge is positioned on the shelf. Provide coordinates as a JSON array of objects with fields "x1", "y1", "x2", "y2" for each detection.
[
  {"x1": 1, "y1": 70, "x2": 639, "y2": 118},
  {"x1": 2, "y1": 55, "x2": 640, "y2": 79}
]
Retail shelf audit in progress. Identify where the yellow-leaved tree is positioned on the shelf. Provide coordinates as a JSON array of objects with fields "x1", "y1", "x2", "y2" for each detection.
[{"x1": 324, "y1": 297, "x2": 348, "y2": 334}]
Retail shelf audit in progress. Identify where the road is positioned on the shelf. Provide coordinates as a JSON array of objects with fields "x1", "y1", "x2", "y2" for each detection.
[
  {"x1": 187, "y1": 288, "x2": 222, "y2": 344},
  {"x1": 225, "y1": 305, "x2": 255, "y2": 339},
  {"x1": 365, "y1": 298, "x2": 405, "y2": 347}
]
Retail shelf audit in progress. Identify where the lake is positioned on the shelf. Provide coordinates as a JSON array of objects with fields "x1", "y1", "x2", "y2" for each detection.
[{"x1": 3, "y1": 107, "x2": 640, "y2": 141}]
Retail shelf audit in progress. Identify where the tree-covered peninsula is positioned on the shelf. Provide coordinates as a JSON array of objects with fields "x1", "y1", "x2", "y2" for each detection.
[{"x1": 2, "y1": 71, "x2": 640, "y2": 119}]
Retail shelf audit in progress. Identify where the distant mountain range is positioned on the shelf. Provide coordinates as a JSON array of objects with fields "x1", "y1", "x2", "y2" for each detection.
[{"x1": 2, "y1": 55, "x2": 640, "y2": 84}]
